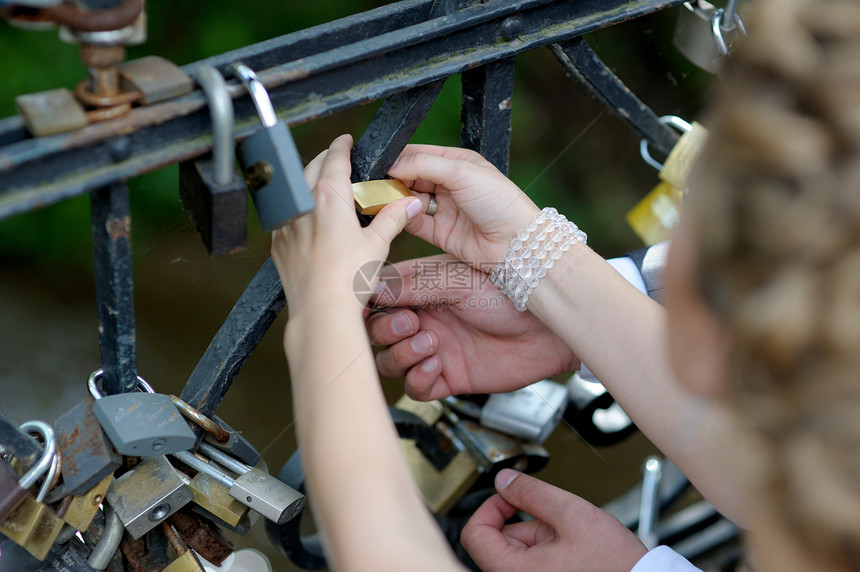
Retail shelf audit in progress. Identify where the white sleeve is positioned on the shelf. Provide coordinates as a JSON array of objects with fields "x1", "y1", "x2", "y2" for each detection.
[{"x1": 630, "y1": 546, "x2": 703, "y2": 572}]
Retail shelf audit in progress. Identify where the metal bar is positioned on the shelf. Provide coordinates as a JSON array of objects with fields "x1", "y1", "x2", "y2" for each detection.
[
  {"x1": 351, "y1": 81, "x2": 446, "y2": 183},
  {"x1": 90, "y1": 182, "x2": 138, "y2": 395},
  {"x1": 550, "y1": 37, "x2": 679, "y2": 156},
  {"x1": 0, "y1": 413, "x2": 42, "y2": 465},
  {"x1": 460, "y1": 58, "x2": 515, "y2": 175},
  {"x1": 179, "y1": 257, "x2": 285, "y2": 417},
  {"x1": 0, "y1": 0, "x2": 684, "y2": 220}
]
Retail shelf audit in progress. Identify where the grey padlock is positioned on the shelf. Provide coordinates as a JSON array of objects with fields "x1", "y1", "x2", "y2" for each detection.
[
  {"x1": 478, "y1": 379, "x2": 569, "y2": 443},
  {"x1": 173, "y1": 445, "x2": 305, "y2": 525},
  {"x1": 88, "y1": 369, "x2": 197, "y2": 457},
  {"x1": 179, "y1": 65, "x2": 248, "y2": 257},
  {"x1": 106, "y1": 456, "x2": 194, "y2": 539},
  {"x1": 673, "y1": 1, "x2": 745, "y2": 73},
  {"x1": 54, "y1": 391, "x2": 122, "y2": 497},
  {"x1": 229, "y1": 62, "x2": 315, "y2": 232}
]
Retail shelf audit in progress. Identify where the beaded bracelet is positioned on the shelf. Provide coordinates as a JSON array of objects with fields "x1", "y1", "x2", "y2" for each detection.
[{"x1": 490, "y1": 207, "x2": 587, "y2": 311}]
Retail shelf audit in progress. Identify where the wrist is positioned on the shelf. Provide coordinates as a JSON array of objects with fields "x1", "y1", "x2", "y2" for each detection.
[{"x1": 490, "y1": 207, "x2": 587, "y2": 311}]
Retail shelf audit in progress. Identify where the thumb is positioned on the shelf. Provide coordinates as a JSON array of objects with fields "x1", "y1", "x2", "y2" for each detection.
[
  {"x1": 367, "y1": 197, "x2": 422, "y2": 244},
  {"x1": 494, "y1": 469, "x2": 577, "y2": 527}
]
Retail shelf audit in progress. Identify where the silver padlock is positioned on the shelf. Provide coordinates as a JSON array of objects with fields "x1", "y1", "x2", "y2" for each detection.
[
  {"x1": 672, "y1": 1, "x2": 745, "y2": 73},
  {"x1": 478, "y1": 379, "x2": 569, "y2": 443},
  {"x1": 106, "y1": 456, "x2": 194, "y2": 539},
  {"x1": 88, "y1": 369, "x2": 197, "y2": 457},
  {"x1": 229, "y1": 62, "x2": 315, "y2": 232},
  {"x1": 173, "y1": 445, "x2": 305, "y2": 525}
]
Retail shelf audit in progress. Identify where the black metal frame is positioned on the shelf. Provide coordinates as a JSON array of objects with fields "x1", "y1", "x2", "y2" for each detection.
[{"x1": 0, "y1": 0, "x2": 686, "y2": 491}]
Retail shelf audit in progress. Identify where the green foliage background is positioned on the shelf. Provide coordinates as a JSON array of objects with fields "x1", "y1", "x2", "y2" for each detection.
[{"x1": 0, "y1": 1, "x2": 712, "y2": 268}]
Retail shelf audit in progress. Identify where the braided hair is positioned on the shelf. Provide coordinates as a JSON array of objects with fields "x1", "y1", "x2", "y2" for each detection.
[{"x1": 689, "y1": 0, "x2": 860, "y2": 568}]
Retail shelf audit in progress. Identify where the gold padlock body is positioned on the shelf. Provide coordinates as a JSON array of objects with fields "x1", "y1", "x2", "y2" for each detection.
[
  {"x1": 189, "y1": 472, "x2": 249, "y2": 527},
  {"x1": 0, "y1": 495, "x2": 64, "y2": 560},
  {"x1": 352, "y1": 179, "x2": 413, "y2": 215},
  {"x1": 163, "y1": 548, "x2": 206, "y2": 572},
  {"x1": 626, "y1": 181, "x2": 684, "y2": 246},
  {"x1": 659, "y1": 121, "x2": 708, "y2": 190},
  {"x1": 64, "y1": 473, "x2": 113, "y2": 531}
]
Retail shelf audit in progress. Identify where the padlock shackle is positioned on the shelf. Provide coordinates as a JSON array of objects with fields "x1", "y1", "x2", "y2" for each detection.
[
  {"x1": 198, "y1": 442, "x2": 250, "y2": 476},
  {"x1": 17, "y1": 421, "x2": 56, "y2": 498},
  {"x1": 171, "y1": 450, "x2": 235, "y2": 490},
  {"x1": 639, "y1": 115, "x2": 692, "y2": 172},
  {"x1": 229, "y1": 62, "x2": 278, "y2": 129},
  {"x1": 87, "y1": 505, "x2": 124, "y2": 570},
  {"x1": 88, "y1": 368, "x2": 154, "y2": 399},
  {"x1": 194, "y1": 66, "x2": 236, "y2": 187}
]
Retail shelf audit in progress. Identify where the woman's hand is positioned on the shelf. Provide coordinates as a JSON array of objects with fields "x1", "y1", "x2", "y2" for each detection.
[
  {"x1": 389, "y1": 145, "x2": 541, "y2": 270},
  {"x1": 271, "y1": 134, "x2": 423, "y2": 314},
  {"x1": 461, "y1": 470, "x2": 648, "y2": 572}
]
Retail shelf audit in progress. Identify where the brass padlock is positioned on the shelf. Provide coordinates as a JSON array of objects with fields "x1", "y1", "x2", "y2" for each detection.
[
  {"x1": 352, "y1": 179, "x2": 413, "y2": 215},
  {"x1": 188, "y1": 471, "x2": 249, "y2": 527},
  {"x1": 0, "y1": 421, "x2": 65, "y2": 561},
  {"x1": 63, "y1": 472, "x2": 113, "y2": 532}
]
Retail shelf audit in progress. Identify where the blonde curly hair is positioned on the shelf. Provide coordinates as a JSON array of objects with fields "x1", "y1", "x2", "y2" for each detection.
[{"x1": 689, "y1": 0, "x2": 860, "y2": 568}]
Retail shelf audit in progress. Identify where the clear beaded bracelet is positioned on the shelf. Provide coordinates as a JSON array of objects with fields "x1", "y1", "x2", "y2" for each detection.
[{"x1": 490, "y1": 207, "x2": 587, "y2": 311}]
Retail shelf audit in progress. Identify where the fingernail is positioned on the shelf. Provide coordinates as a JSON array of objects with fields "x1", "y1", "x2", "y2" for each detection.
[
  {"x1": 496, "y1": 469, "x2": 520, "y2": 490},
  {"x1": 391, "y1": 312, "x2": 413, "y2": 335},
  {"x1": 375, "y1": 280, "x2": 387, "y2": 294},
  {"x1": 390, "y1": 157, "x2": 400, "y2": 170},
  {"x1": 406, "y1": 199, "x2": 422, "y2": 220},
  {"x1": 420, "y1": 356, "x2": 438, "y2": 372},
  {"x1": 411, "y1": 331, "x2": 433, "y2": 353}
]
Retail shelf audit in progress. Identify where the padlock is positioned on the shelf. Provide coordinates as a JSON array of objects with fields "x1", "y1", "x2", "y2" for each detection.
[
  {"x1": 352, "y1": 179, "x2": 413, "y2": 215},
  {"x1": 187, "y1": 470, "x2": 249, "y2": 527},
  {"x1": 88, "y1": 368, "x2": 197, "y2": 456},
  {"x1": 564, "y1": 365, "x2": 636, "y2": 446},
  {"x1": 179, "y1": 65, "x2": 248, "y2": 257},
  {"x1": 63, "y1": 472, "x2": 113, "y2": 532},
  {"x1": 173, "y1": 445, "x2": 305, "y2": 525},
  {"x1": 162, "y1": 521, "x2": 206, "y2": 572},
  {"x1": 54, "y1": 391, "x2": 122, "y2": 497},
  {"x1": 168, "y1": 509, "x2": 234, "y2": 566},
  {"x1": 658, "y1": 121, "x2": 708, "y2": 190},
  {"x1": 673, "y1": 1, "x2": 721, "y2": 72},
  {"x1": 478, "y1": 379, "x2": 569, "y2": 443},
  {"x1": 673, "y1": 1, "x2": 746, "y2": 73},
  {"x1": 40, "y1": 538, "x2": 99, "y2": 572},
  {"x1": 106, "y1": 456, "x2": 194, "y2": 539},
  {"x1": 0, "y1": 422, "x2": 56, "y2": 520},
  {"x1": 229, "y1": 62, "x2": 315, "y2": 232},
  {"x1": 626, "y1": 181, "x2": 684, "y2": 246},
  {"x1": 0, "y1": 421, "x2": 65, "y2": 561}
]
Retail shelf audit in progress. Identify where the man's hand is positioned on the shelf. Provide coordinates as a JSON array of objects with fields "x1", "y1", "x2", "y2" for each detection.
[
  {"x1": 367, "y1": 255, "x2": 579, "y2": 401},
  {"x1": 461, "y1": 470, "x2": 648, "y2": 572}
]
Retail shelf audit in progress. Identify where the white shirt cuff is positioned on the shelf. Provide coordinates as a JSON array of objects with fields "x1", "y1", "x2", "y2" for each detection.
[{"x1": 630, "y1": 546, "x2": 703, "y2": 572}]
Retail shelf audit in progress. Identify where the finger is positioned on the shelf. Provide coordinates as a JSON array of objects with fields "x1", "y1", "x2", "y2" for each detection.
[
  {"x1": 377, "y1": 254, "x2": 463, "y2": 307},
  {"x1": 367, "y1": 309, "x2": 419, "y2": 346},
  {"x1": 366, "y1": 196, "x2": 422, "y2": 245},
  {"x1": 315, "y1": 134, "x2": 354, "y2": 205},
  {"x1": 388, "y1": 151, "x2": 473, "y2": 193},
  {"x1": 497, "y1": 520, "x2": 557, "y2": 548},
  {"x1": 402, "y1": 356, "x2": 450, "y2": 401},
  {"x1": 460, "y1": 494, "x2": 523, "y2": 566},
  {"x1": 396, "y1": 144, "x2": 490, "y2": 167},
  {"x1": 374, "y1": 330, "x2": 437, "y2": 378},
  {"x1": 303, "y1": 148, "x2": 328, "y2": 190},
  {"x1": 493, "y1": 470, "x2": 581, "y2": 527}
]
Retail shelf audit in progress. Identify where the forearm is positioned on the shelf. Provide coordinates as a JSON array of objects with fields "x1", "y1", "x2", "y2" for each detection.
[
  {"x1": 527, "y1": 243, "x2": 743, "y2": 524},
  {"x1": 284, "y1": 293, "x2": 462, "y2": 571}
]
